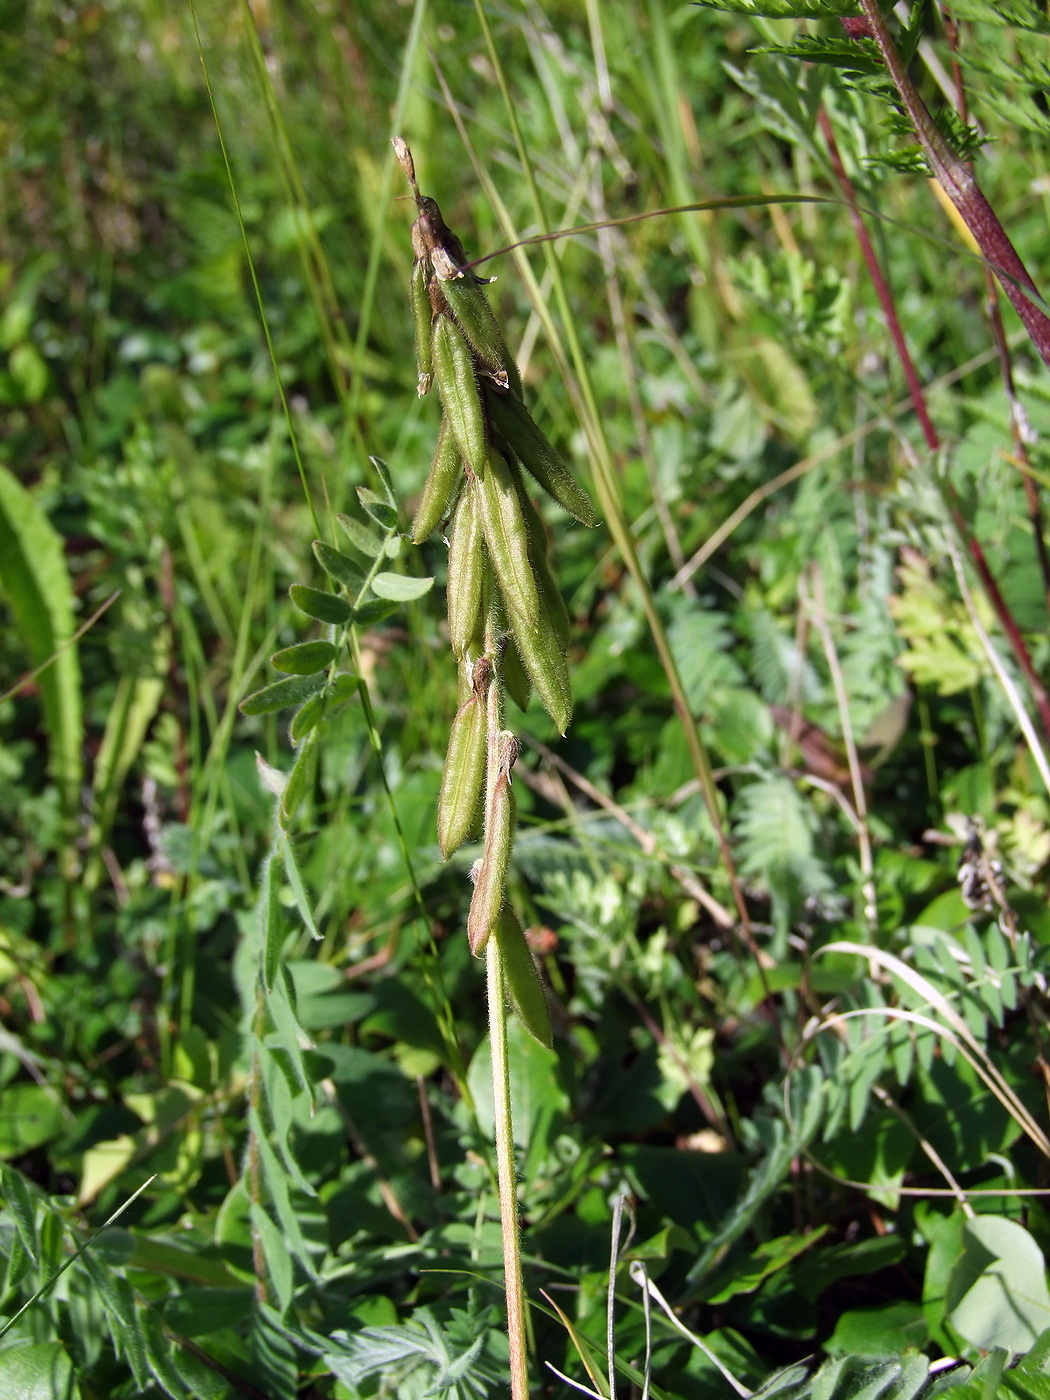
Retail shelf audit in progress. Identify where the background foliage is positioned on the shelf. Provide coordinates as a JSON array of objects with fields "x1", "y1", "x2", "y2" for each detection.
[{"x1": 3, "y1": 0, "x2": 1050, "y2": 1395}]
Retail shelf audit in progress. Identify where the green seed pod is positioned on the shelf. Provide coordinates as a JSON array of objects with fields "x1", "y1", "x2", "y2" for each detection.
[
  {"x1": 434, "y1": 251, "x2": 522, "y2": 397},
  {"x1": 495, "y1": 904, "x2": 552, "y2": 1048},
  {"x1": 438, "y1": 696, "x2": 486, "y2": 860},
  {"x1": 467, "y1": 769, "x2": 516, "y2": 956},
  {"x1": 474, "y1": 448, "x2": 541, "y2": 630},
  {"x1": 411, "y1": 258, "x2": 435, "y2": 396},
  {"x1": 447, "y1": 483, "x2": 487, "y2": 657},
  {"x1": 505, "y1": 596, "x2": 572, "y2": 735},
  {"x1": 487, "y1": 391, "x2": 599, "y2": 527},
  {"x1": 411, "y1": 418, "x2": 463, "y2": 544},
  {"x1": 502, "y1": 634, "x2": 532, "y2": 713},
  {"x1": 517, "y1": 485, "x2": 571, "y2": 650},
  {"x1": 432, "y1": 315, "x2": 488, "y2": 478}
]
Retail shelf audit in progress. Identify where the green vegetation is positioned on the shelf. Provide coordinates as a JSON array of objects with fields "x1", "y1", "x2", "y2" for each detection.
[{"x1": 3, "y1": 0, "x2": 1050, "y2": 1396}]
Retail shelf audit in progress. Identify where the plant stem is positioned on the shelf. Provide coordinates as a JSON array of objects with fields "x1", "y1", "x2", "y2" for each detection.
[
  {"x1": 853, "y1": 0, "x2": 1050, "y2": 371},
  {"x1": 487, "y1": 918, "x2": 530, "y2": 1400},
  {"x1": 819, "y1": 85, "x2": 1050, "y2": 743},
  {"x1": 817, "y1": 107, "x2": 938, "y2": 454}
]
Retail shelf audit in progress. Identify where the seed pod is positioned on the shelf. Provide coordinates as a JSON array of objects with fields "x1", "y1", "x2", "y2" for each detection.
[
  {"x1": 434, "y1": 252, "x2": 522, "y2": 398},
  {"x1": 432, "y1": 315, "x2": 487, "y2": 478},
  {"x1": 467, "y1": 769, "x2": 515, "y2": 956},
  {"x1": 438, "y1": 696, "x2": 486, "y2": 860},
  {"x1": 447, "y1": 483, "x2": 487, "y2": 657},
  {"x1": 502, "y1": 635, "x2": 532, "y2": 713},
  {"x1": 495, "y1": 904, "x2": 552, "y2": 1048},
  {"x1": 504, "y1": 596, "x2": 572, "y2": 735},
  {"x1": 411, "y1": 419, "x2": 463, "y2": 544},
  {"x1": 517, "y1": 485, "x2": 571, "y2": 650},
  {"x1": 411, "y1": 259, "x2": 435, "y2": 395},
  {"x1": 487, "y1": 391, "x2": 599, "y2": 527},
  {"x1": 474, "y1": 448, "x2": 541, "y2": 630}
]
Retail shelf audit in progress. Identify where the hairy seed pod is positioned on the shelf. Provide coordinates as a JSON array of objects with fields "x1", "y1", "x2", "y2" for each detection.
[
  {"x1": 438, "y1": 696, "x2": 486, "y2": 860},
  {"x1": 502, "y1": 635, "x2": 532, "y2": 713},
  {"x1": 434, "y1": 254, "x2": 522, "y2": 398},
  {"x1": 495, "y1": 904, "x2": 552, "y2": 1048},
  {"x1": 517, "y1": 485, "x2": 571, "y2": 650},
  {"x1": 411, "y1": 259, "x2": 435, "y2": 395},
  {"x1": 411, "y1": 419, "x2": 463, "y2": 544},
  {"x1": 487, "y1": 391, "x2": 599, "y2": 527},
  {"x1": 474, "y1": 449, "x2": 541, "y2": 630},
  {"x1": 467, "y1": 770, "x2": 516, "y2": 956},
  {"x1": 504, "y1": 596, "x2": 572, "y2": 735},
  {"x1": 432, "y1": 315, "x2": 488, "y2": 478},
  {"x1": 447, "y1": 484, "x2": 487, "y2": 657}
]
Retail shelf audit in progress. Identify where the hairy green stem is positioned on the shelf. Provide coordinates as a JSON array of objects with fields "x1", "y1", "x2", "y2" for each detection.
[{"x1": 486, "y1": 931, "x2": 529, "y2": 1400}]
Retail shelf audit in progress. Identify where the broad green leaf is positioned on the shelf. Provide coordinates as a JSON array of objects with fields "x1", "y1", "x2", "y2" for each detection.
[
  {"x1": 163, "y1": 1288, "x2": 253, "y2": 1338},
  {"x1": 240, "y1": 672, "x2": 325, "y2": 716},
  {"x1": 370, "y1": 571, "x2": 434, "y2": 602},
  {"x1": 468, "y1": 1019, "x2": 567, "y2": 1147},
  {"x1": 0, "y1": 1084, "x2": 64, "y2": 1159},
  {"x1": 947, "y1": 1216, "x2": 1050, "y2": 1353},
  {"x1": 0, "y1": 1341, "x2": 75, "y2": 1400},
  {"x1": 825, "y1": 1301, "x2": 928, "y2": 1356},
  {"x1": 0, "y1": 464, "x2": 82, "y2": 815},
  {"x1": 289, "y1": 584, "x2": 352, "y2": 625},
  {"x1": 270, "y1": 641, "x2": 336, "y2": 675}
]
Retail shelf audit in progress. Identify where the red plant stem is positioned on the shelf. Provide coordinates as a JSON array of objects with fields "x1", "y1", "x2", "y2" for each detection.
[
  {"x1": 818, "y1": 92, "x2": 1050, "y2": 740},
  {"x1": 934, "y1": 4, "x2": 1050, "y2": 618},
  {"x1": 983, "y1": 269, "x2": 1050, "y2": 617},
  {"x1": 854, "y1": 0, "x2": 1050, "y2": 372},
  {"x1": 818, "y1": 107, "x2": 939, "y2": 453},
  {"x1": 950, "y1": 499, "x2": 1050, "y2": 739}
]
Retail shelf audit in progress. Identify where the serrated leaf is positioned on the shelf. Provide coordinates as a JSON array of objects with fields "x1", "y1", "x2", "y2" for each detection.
[
  {"x1": 313, "y1": 540, "x2": 366, "y2": 590},
  {"x1": 240, "y1": 672, "x2": 326, "y2": 716},
  {"x1": 270, "y1": 641, "x2": 336, "y2": 675},
  {"x1": 370, "y1": 571, "x2": 434, "y2": 602},
  {"x1": 288, "y1": 584, "x2": 353, "y2": 625},
  {"x1": 336, "y1": 512, "x2": 385, "y2": 558}
]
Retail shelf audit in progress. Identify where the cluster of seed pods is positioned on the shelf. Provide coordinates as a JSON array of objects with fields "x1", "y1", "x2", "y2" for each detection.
[{"x1": 395, "y1": 140, "x2": 596, "y2": 984}]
